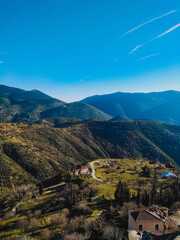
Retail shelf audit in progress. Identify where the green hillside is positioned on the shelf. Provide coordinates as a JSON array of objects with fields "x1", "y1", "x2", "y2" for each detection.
[
  {"x1": 0, "y1": 120, "x2": 180, "y2": 194},
  {"x1": 41, "y1": 102, "x2": 112, "y2": 120},
  {"x1": 0, "y1": 85, "x2": 111, "y2": 122},
  {"x1": 0, "y1": 85, "x2": 64, "y2": 123}
]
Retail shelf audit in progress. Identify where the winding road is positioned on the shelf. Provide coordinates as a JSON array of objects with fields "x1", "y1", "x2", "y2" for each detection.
[{"x1": 89, "y1": 160, "x2": 103, "y2": 182}]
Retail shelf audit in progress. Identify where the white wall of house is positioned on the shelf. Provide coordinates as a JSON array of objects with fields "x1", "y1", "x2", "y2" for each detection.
[{"x1": 128, "y1": 212, "x2": 136, "y2": 230}]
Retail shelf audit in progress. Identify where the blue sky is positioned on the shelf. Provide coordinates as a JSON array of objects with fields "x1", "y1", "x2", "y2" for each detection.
[{"x1": 0, "y1": 0, "x2": 180, "y2": 102}]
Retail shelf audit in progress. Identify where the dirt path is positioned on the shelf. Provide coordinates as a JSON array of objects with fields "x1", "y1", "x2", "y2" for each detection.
[
  {"x1": 89, "y1": 160, "x2": 103, "y2": 182},
  {"x1": 170, "y1": 210, "x2": 180, "y2": 225},
  {"x1": 128, "y1": 230, "x2": 141, "y2": 240}
]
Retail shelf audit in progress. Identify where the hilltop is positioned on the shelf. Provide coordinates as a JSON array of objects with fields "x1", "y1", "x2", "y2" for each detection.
[
  {"x1": 0, "y1": 85, "x2": 111, "y2": 122},
  {"x1": 0, "y1": 85, "x2": 64, "y2": 123},
  {"x1": 41, "y1": 102, "x2": 111, "y2": 121}
]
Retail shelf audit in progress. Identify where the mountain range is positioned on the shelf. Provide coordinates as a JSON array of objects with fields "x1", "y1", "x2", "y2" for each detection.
[
  {"x1": 82, "y1": 91, "x2": 180, "y2": 125},
  {"x1": 1, "y1": 85, "x2": 180, "y2": 125},
  {"x1": 1, "y1": 85, "x2": 180, "y2": 189},
  {"x1": 0, "y1": 85, "x2": 110, "y2": 122}
]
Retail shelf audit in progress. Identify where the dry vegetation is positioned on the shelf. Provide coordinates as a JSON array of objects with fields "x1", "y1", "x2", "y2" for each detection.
[{"x1": 0, "y1": 158, "x2": 179, "y2": 239}]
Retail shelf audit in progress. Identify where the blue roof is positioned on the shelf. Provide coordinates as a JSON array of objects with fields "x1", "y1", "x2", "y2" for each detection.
[{"x1": 161, "y1": 172, "x2": 176, "y2": 178}]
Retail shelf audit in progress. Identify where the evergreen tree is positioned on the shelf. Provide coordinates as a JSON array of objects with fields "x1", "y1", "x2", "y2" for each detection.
[
  {"x1": 136, "y1": 188, "x2": 141, "y2": 207},
  {"x1": 115, "y1": 180, "x2": 130, "y2": 206},
  {"x1": 151, "y1": 171, "x2": 157, "y2": 204},
  {"x1": 142, "y1": 191, "x2": 150, "y2": 207}
]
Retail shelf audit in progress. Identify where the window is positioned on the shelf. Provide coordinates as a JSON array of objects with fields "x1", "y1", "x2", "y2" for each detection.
[
  {"x1": 155, "y1": 224, "x2": 159, "y2": 231},
  {"x1": 139, "y1": 225, "x2": 143, "y2": 231}
]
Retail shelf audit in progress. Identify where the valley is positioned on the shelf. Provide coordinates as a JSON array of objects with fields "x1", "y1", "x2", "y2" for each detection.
[{"x1": 1, "y1": 85, "x2": 180, "y2": 239}]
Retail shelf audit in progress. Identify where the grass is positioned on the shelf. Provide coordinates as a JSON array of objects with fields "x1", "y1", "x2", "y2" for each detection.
[
  {"x1": 91, "y1": 158, "x2": 174, "y2": 199},
  {"x1": 0, "y1": 228, "x2": 21, "y2": 238},
  {"x1": 0, "y1": 158, "x2": 178, "y2": 239}
]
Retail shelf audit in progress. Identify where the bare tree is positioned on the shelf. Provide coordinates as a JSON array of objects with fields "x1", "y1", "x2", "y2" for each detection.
[
  {"x1": 17, "y1": 217, "x2": 29, "y2": 233},
  {"x1": 121, "y1": 201, "x2": 137, "y2": 218},
  {"x1": 50, "y1": 212, "x2": 67, "y2": 228},
  {"x1": 67, "y1": 216, "x2": 84, "y2": 232},
  {"x1": 40, "y1": 229, "x2": 52, "y2": 240},
  {"x1": 103, "y1": 226, "x2": 123, "y2": 240},
  {"x1": 28, "y1": 217, "x2": 39, "y2": 233},
  {"x1": 63, "y1": 233, "x2": 86, "y2": 240}
]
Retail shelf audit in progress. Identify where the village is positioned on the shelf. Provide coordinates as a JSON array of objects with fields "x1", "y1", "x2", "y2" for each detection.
[
  {"x1": 1, "y1": 158, "x2": 180, "y2": 240},
  {"x1": 68, "y1": 159, "x2": 180, "y2": 240}
]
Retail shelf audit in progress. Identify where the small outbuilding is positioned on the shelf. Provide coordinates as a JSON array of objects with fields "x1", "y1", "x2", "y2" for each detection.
[{"x1": 160, "y1": 172, "x2": 177, "y2": 179}]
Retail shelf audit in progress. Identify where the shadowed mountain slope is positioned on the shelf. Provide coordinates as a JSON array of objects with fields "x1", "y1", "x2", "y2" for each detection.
[
  {"x1": 1, "y1": 121, "x2": 180, "y2": 188},
  {"x1": 82, "y1": 91, "x2": 180, "y2": 125},
  {"x1": 109, "y1": 115, "x2": 133, "y2": 122},
  {"x1": 0, "y1": 85, "x2": 64, "y2": 123},
  {"x1": 0, "y1": 85, "x2": 111, "y2": 122},
  {"x1": 35, "y1": 117, "x2": 81, "y2": 127},
  {"x1": 41, "y1": 102, "x2": 112, "y2": 120}
]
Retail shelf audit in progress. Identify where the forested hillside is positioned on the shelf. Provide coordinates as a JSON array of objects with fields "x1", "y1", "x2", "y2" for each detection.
[{"x1": 1, "y1": 120, "x2": 180, "y2": 192}]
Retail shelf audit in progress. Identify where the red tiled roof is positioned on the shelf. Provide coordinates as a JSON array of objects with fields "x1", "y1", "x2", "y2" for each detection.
[
  {"x1": 75, "y1": 166, "x2": 89, "y2": 173},
  {"x1": 130, "y1": 207, "x2": 166, "y2": 222}
]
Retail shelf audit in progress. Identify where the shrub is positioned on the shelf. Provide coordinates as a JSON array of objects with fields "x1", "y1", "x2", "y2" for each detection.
[
  {"x1": 40, "y1": 229, "x2": 52, "y2": 240},
  {"x1": 63, "y1": 233, "x2": 86, "y2": 240},
  {"x1": 67, "y1": 216, "x2": 84, "y2": 232},
  {"x1": 3, "y1": 211, "x2": 14, "y2": 220},
  {"x1": 17, "y1": 217, "x2": 29, "y2": 233},
  {"x1": 73, "y1": 201, "x2": 91, "y2": 215},
  {"x1": 103, "y1": 226, "x2": 123, "y2": 240},
  {"x1": 18, "y1": 236, "x2": 32, "y2": 240},
  {"x1": 28, "y1": 217, "x2": 39, "y2": 232},
  {"x1": 50, "y1": 212, "x2": 67, "y2": 228},
  {"x1": 34, "y1": 210, "x2": 41, "y2": 218},
  {"x1": 121, "y1": 202, "x2": 137, "y2": 218},
  {"x1": 5, "y1": 184, "x2": 37, "y2": 209}
]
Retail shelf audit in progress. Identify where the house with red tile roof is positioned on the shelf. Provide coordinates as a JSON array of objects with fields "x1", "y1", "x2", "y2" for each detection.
[{"x1": 70, "y1": 166, "x2": 90, "y2": 175}]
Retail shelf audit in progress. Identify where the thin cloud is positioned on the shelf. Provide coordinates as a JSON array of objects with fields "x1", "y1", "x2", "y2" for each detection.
[
  {"x1": 80, "y1": 75, "x2": 89, "y2": 82},
  {"x1": 0, "y1": 61, "x2": 3, "y2": 64},
  {"x1": 139, "y1": 53, "x2": 160, "y2": 61},
  {"x1": 129, "y1": 23, "x2": 180, "y2": 54},
  {"x1": 120, "y1": 10, "x2": 177, "y2": 37},
  {"x1": 112, "y1": 58, "x2": 119, "y2": 63}
]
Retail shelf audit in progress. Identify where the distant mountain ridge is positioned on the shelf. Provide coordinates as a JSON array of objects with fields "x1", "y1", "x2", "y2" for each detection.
[
  {"x1": 1, "y1": 85, "x2": 180, "y2": 125},
  {"x1": 82, "y1": 90, "x2": 180, "y2": 125},
  {"x1": 0, "y1": 85, "x2": 111, "y2": 122}
]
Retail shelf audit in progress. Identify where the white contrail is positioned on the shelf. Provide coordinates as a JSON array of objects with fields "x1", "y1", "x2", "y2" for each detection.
[
  {"x1": 153, "y1": 23, "x2": 180, "y2": 39},
  {"x1": 129, "y1": 23, "x2": 180, "y2": 54},
  {"x1": 129, "y1": 44, "x2": 143, "y2": 54},
  {"x1": 123, "y1": 10, "x2": 177, "y2": 36},
  {"x1": 139, "y1": 53, "x2": 160, "y2": 61}
]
